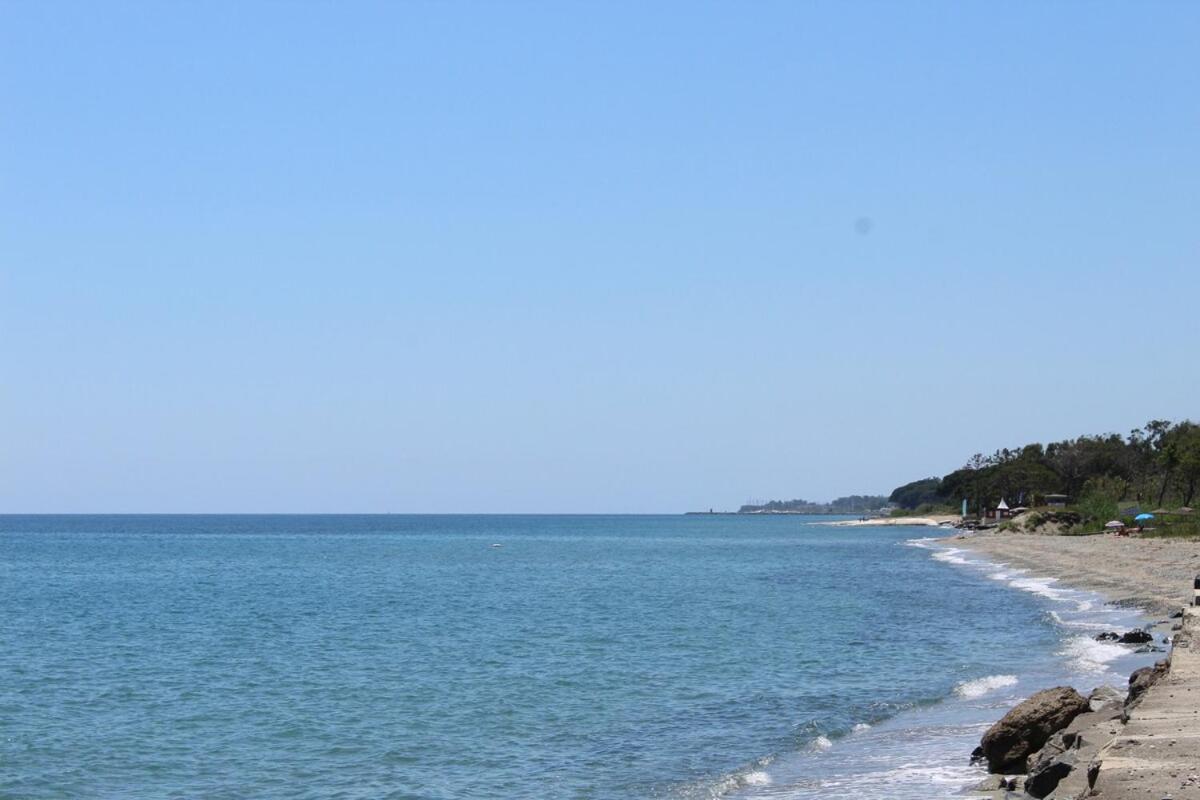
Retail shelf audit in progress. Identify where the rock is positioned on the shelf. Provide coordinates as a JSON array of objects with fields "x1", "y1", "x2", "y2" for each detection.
[
  {"x1": 972, "y1": 774, "x2": 1008, "y2": 791},
  {"x1": 1126, "y1": 659, "x2": 1169, "y2": 710},
  {"x1": 1025, "y1": 729, "x2": 1075, "y2": 771},
  {"x1": 978, "y1": 687, "x2": 1089, "y2": 773},
  {"x1": 1025, "y1": 750, "x2": 1077, "y2": 798},
  {"x1": 1095, "y1": 631, "x2": 1120, "y2": 641},
  {"x1": 1170, "y1": 609, "x2": 1183, "y2": 619},
  {"x1": 969, "y1": 745, "x2": 985, "y2": 765},
  {"x1": 1087, "y1": 685, "x2": 1124, "y2": 712},
  {"x1": 1118, "y1": 629, "x2": 1153, "y2": 644}
]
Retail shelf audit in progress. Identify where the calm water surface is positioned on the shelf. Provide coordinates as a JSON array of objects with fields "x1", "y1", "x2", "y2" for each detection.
[{"x1": 0, "y1": 515, "x2": 1154, "y2": 799}]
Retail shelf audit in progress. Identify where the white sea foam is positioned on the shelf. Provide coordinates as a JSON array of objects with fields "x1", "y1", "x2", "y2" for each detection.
[
  {"x1": 954, "y1": 674, "x2": 1018, "y2": 699},
  {"x1": 1061, "y1": 634, "x2": 1127, "y2": 674},
  {"x1": 904, "y1": 537, "x2": 942, "y2": 551},
  {"x1": 1047, "y1": 610, "x2": 1111, "y2": 630},
  {"x1": 852, "y1": 722, "x2": 872, "y2": 732},
  {"x1": 810, "y1": 735, "x2": 833, "y2": 751},
  {"x1": 741, "y1": 770, "x2": 771, "y2": 787},
  {"x1": 931, "y1": 549, "x2": 970, "y2": 565},
  {"x1": 1008, "y1": 575, "x2": 1070, "y2": 601},
  {"x1": 878, "y1": 762, "x2": 986, "y2": 786}
]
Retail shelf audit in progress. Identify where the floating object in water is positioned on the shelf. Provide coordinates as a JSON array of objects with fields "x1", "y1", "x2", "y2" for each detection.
[{"x1": 491, "y1": 543, "x2": 503, "y2": 548}]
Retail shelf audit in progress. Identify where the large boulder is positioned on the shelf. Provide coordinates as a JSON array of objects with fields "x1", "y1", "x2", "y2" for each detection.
[
  {"x1": 1118, "y1": 629, "x2": 1153, "y2": 644},
  {"x1": 978, "y1": 687, "x2": 1089, "y2": 773},
  {"x1": 1125, "y1": 659, "x2": 1169, "y2": 712}
]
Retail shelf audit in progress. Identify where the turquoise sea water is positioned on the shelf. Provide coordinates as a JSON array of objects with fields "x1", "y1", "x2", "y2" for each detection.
[{"x1": 1, "y1": 515, "x2": 1155, "y2": 799}]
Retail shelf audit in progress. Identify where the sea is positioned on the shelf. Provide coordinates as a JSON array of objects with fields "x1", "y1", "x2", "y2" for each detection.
[{"x1": 0, "y1": 515, "x2": 1161, "y2": 800}]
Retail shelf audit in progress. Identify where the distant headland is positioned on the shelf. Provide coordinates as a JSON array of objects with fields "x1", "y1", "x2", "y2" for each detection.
[{"x1": 687, "y1": 495, "x2": 891, "y2": 515}]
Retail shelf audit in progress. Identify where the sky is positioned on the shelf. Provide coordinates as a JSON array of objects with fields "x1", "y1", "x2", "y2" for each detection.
[{"x1": 1, "y1": 2, "x2": 1198, "y2": 513}]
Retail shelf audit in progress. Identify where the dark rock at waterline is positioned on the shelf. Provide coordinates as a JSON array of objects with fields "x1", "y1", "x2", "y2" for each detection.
[
  {"x1": 978, "y1": 687, "x2": 1089, "y2": 773},
  {"x1": 1095, "y1": 629, "x2": 1154, "y2": 643},
  {"x1": 969, "y1": 745, "x2": 985, "y2": 766},
  {"x1": 1126, "y1": 660, "x2": 1169, "y2": 711},
  {"x1": 1025, "y1": 750, "x2": 1077, "y2": 798},
  {"x1": 1170, "y1": 609, "x2": 1183, "y2": 619}
]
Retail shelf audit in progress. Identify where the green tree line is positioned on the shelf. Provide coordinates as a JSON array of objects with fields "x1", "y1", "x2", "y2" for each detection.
[{"x1": 889, "y1": 419, "x2": 1200, "y2": 515}]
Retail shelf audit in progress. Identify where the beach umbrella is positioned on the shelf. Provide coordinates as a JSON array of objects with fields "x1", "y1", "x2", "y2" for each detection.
[
  {"x1": 1104, "y1": 520, "x2": 1124, "y2": 529},
  {"x1": 1135, "y1": 513, "x2": 1154, "y2": 523}
]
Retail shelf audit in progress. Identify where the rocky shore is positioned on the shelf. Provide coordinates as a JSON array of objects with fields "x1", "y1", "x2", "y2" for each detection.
[{"x1": 951, "y1": 532, "x2": 1200, "y2": 799}]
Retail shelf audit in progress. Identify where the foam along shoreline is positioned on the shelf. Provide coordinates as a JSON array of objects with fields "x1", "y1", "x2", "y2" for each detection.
[
  {"x1": 948, "y1": 530, "x2": 1200, "y2": 617},
  {"x1": 928, "y1": 531, "x2": 1200, "y2": 800},
  {"x1": 825, "y1": 514, "x2": 960, "y2": 527},
  {"x1": 969, "y1": 608, "x2": 1195, "y2": 800},
  {"x1": 914, "y1": 539, "x2": 1161, "y2": 680}
]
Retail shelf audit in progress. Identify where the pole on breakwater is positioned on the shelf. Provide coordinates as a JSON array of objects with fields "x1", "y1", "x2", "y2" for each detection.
[{"x1": 1194, "y1": 575, "x2": 1200, "y2": 606}]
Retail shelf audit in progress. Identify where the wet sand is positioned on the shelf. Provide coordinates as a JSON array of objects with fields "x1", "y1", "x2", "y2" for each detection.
[{"x1": 950, "y1": 531, "x2": 1200, "y2": 616}]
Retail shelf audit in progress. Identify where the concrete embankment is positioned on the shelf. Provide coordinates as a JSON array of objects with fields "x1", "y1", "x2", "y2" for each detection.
[
  {"x1": 1088, "y1": 606, "x2": 1200, "y2": 799},
  {"x1": 978, "y1": 603, "x2": 1200, "y2": 799}
]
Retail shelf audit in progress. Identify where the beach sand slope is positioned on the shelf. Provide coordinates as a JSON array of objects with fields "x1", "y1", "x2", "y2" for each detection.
[{"x1": 953, "y1": 532, "x2": 1200, "y2": 616}]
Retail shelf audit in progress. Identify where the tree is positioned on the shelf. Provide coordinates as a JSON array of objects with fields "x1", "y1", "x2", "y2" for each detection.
[
  {"x1": 888, "y1": 478, "x2": 943, "y2": 510},
  {"x1": 1173, "y1": 423, "x2": 1200, "y2": 506}
]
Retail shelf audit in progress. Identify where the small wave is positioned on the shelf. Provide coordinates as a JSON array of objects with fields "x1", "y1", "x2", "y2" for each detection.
[
  {"x1": 1047, "y1": 610, "x2": 1112, "y2": 631},
  {"x1": 1008, "y1": 575, "x2": 1070, "y2": 601},
  {"x1": 742, "y1": 770, "x2": 771, "y2": 787},
  {"x1": 931, "y1": 549, "x2": 970, "y2": 565},
  {"x1": 1061, "y1": 634, "x2": 1127, "y2": 674},
  {"x1": 879, "y1": 763, "x2": 986, "y2": 786},
  {"x1": 904, "y1": 537, "x2": 940, "y2": 549},
  {"x1": 954, "y1": 674, "x2": 1018, "y2": 699},
  {"x1": 810, "y1": 735, "x2": 833, "y2": 751},
  {"x1": 852, "y1": 722, "x2": 872, "y2": 732},
  {"x1": 688, "y1": 757, "x2": 775, "y2": 798}
]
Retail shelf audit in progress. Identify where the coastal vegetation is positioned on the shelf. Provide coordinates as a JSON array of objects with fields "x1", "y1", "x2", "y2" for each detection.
[
  {"x1": 889, "y1": 419, "x2": 1200, "y2": 535},
  {"x1": 738, "y1": 495, "x2": 889, "y2": 514}
]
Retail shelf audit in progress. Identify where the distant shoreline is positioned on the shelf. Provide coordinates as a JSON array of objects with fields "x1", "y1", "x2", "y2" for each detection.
[{"x1": 683, "y1": 510, "x2": 892, "y2": 516}]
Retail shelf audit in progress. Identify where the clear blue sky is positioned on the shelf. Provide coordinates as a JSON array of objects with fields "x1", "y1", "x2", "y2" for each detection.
[{"x1": 2, "y1": 2, "x2": 1197, "y2": 512}]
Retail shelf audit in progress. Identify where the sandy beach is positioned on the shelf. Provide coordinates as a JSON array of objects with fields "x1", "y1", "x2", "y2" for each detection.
[
  {"x1": 950, "y1": 531, "x2": 1200, "y2": 615},
  {"x1": 943, "y1": 530, "x2": 1200, "y2": 799},
  {"x1": 827, "y1": 514, "x2": 960, "y2": 527}
]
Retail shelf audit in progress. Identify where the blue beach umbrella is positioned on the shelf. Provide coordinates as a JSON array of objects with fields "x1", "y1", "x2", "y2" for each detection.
[{"x1": 1134, "y1": 513, "x2": 1154, "y2": 523}]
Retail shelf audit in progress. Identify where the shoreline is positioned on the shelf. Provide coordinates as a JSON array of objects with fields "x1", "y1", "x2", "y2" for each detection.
[
  {"x1": 934, "y1": 530, "x2": 1199, "y2": 799},
  {"x1": 825, "y1": 514, "x2": 960, "y2": 527},
  {"x1": 946, "y1": 530, "x2": 1200, "y2": 617}
]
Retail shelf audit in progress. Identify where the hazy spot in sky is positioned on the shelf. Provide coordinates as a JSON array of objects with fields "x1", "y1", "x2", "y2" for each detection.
[{"x1": 855, "y1": 216, "x2": 873, "y2": 236}]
